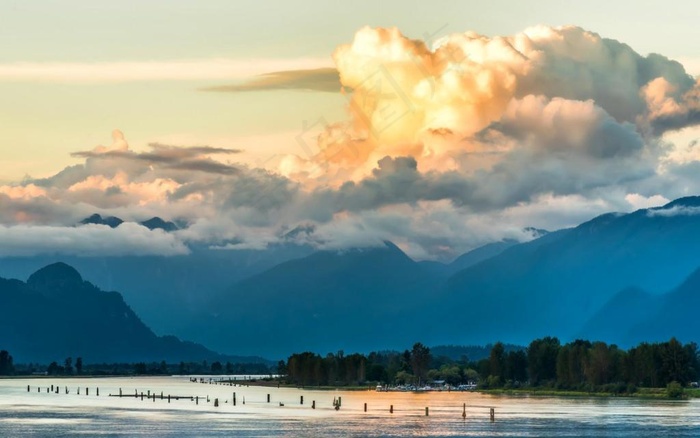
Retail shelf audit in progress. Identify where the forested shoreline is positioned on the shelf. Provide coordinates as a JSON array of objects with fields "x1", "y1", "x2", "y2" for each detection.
[
  {"x1": 281, "y1": 337, "x2": 699, "y2": 397},
  {"x1": 3, "y1": 336, "x2": 699, "y2": 399}
]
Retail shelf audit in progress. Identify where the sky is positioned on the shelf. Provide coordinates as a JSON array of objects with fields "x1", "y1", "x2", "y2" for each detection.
[{"x1": 0, "y1": 0, "x2": 699, "y2": 261}]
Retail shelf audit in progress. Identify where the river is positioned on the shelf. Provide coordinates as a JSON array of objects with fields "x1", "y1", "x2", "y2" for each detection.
[{"x1": 1, "y1": 376, "x2": 698, "y2": 437}]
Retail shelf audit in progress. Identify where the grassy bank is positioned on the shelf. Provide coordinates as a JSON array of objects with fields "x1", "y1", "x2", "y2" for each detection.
[{"x1": 480, "y1": 387, "x2": 695, "y2": 399}]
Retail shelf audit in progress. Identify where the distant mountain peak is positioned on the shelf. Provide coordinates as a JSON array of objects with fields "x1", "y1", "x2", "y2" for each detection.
[
  {"x1": 80, "y1": 213, "x2": 123, "y2": 228},
  {"x1": 523, "y1": 227, "x2": 549, "y2": 238},
  {"x1": 27, "y1": 262, "x2": 84, "y2": 292},
  {"x1": 140, "y1": 216, "x2": 178, "y2": 232},
  {"x1": 661, "y1": 196, "x2": 700, "y2": 209}
]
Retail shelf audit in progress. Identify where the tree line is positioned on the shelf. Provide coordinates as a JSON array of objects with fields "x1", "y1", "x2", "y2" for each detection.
[
  {"x1": 0, "y1": 351, "x2": 272, "y2": 376},
  {"x1": 281, "y1": 337, "x2": 699, "y2": 392}
]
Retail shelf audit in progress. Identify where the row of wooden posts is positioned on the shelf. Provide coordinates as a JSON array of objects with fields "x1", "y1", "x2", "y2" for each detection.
[{"x1": 26, "y1": 385, "x2": 495, "y2": 420}]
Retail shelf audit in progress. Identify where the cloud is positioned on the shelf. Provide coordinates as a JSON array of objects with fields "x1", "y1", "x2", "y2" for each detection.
[
  {"x1": 0, "y1": 223, "x2": 188, "y2": 257},
  {"x1": 4, "y1": 25, "x2": 700, "y2": 261},
  {"x1": 646, "y1": 205, "x2": 700, "y2": 218},
  {"x1": 0, "y1": 58, "x2": 334, "y2": 82},
  {"x1": 202, "y1": 68, "x2": 341, "y2": 93},
  {"x1": 71, "y1": 136, "x2": 242, "y2": 176}
]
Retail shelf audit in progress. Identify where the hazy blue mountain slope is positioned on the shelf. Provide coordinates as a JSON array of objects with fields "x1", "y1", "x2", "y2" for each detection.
[
  {"x1": 0, "y1": 262, "x2": 266, "y2": 364},
  {"x1": 438, "y1": 196, "x2": 700, "y2": 346},
  {"x1": 0, "y1": 244, "x2": 314, "y2": 338},
  {"x1": 200, "y1": 242, "x2": 442, "y2": 358}
]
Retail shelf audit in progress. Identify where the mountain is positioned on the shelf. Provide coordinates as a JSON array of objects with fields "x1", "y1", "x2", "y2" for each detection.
[
  {"x1": 139, "y1": 217, "x2": 178, "y2": 232},
  {"x1": 198, "y1": 241, "x2": 442, "y2": 358},
  {"x1": 578, "y1": 287, "x2": 660, "y2": 343},
  {"x1": 447, "y1": 240, "x2": 518, "y2": 274},
  {"x1": 435, "y1": 196, "x2": 700, "y2": 346},
  {"x1": 0, "y1": 244, "x2": 314, "y2": 340},
  {"x1": 582, "y1": 267, "x2": 700, "y2": 346},
  {"x1": 80, "y1": 213, "x2": 123, "y2": 228},
  {"x1": 0, "y1": 262, "x2": 266, "y2": 364}
]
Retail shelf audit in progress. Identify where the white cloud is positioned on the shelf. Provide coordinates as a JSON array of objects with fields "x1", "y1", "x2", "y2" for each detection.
[{"x1": 0, "y1": 223, "x2": 188, "y2": 257}]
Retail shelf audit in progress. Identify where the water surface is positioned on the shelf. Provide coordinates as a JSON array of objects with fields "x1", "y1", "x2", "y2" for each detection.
[{"x1": 1, "y1": 377, "x2": 698, "y2": 437}]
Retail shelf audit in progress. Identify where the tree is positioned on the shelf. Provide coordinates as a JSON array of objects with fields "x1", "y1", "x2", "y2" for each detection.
[
  {"x1": 410, "y1": 343, "x2": 431, "y2": 385},
  {"x1": 211, "y1": 361, "x2": 223, "y2": 374},
  {"x1": 133, "y1": 362, "x2": 147, "y2": 375},
  {"x1": 661, "y1": 338, "x2": 691, "y2": 385},
  {"x1": 75, "y1": 357, "x2": 83, "y2": 375},
  {"x1": 488, "y1": 342, "x2": 506, "y2": 386},
  {"x1": 527, "y1": 337, "x2": 560, "y2": 386},
  {"x1": 64, "y1": 357, "x2": 73, "y2": 375},
  {"x1": 0, "y1": 350, "x2": 14, "y2": 376}
]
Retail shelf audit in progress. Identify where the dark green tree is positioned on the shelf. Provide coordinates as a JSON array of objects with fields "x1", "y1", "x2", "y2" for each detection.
[
  {"x1": 0, "y1": 350, "x2": 14, "y2": 375},
  {"x1": 75, "y1": 357, "x2": 83, "y2": 375},
  {"x1": 411, "y1": 342, "x2": 431, "y2": 385},
  {"x1": 488, "y1": 342, "x2": 506, "y2": 386},
  {"x1": 527, "y1": 337, "x2": 560, "y2": 386}
]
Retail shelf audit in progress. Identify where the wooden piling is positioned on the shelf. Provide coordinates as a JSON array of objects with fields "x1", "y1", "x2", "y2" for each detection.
[
  {"x1": 27, "y1": 385, "x2": 30, "y2": 392},
  {"x1": 425, "y1": 407, "x2": 429, "y2": 416},
  {"x1": 161, "y1": 391, "x2": 163, "y2": 400},
  {"x1": 168, "y1": 395, "x2": 171, "y2": 403},
  {"x1": 462, "y1": 403, "x2": 466, "y2": 419},
  {"x1": 390, "y1": 405, "x2": 393, "y2": 414},
  {"x1": 312, "y1": 400, "x2": 316, "y2": 409},
  {"x1": 364, "y1": 402, "x2": 367, "y2": 412},
  {"x1": 86, "y1": 388, "x2": 89, "y2": 396},
  {"x1": 338, "y1": 396, "x2": 342, "y2": 407},
  {"x1": 140, "y1": 392, "x2": 143, "y2": 401},
  {"x1": 490, "y1": 408, "x2": 495, "y2": 422},
  {"x1": 214, "y1": 398, "x2": 219, "y2": 407},
  {"x1": 233, "y1": 392, "x2": 236, "y2": 406},
  {"x1": 96, "y1": 388, "x2": 99, "y2": 396},
  {"x1": 119, "y1": 388, "x2": 122, "y2": 397},
  {"x1": 196, "y1": 396, "x2": 199, "y2": 405},
  {"x1": 65, "y1": 386, "x2": 68, "y2": 394},
  {"x1": 51, "y1": 385, "x2": 54, "y2": 392},
  {"x1": 147, "y1": 390, "x2": 150, "y2": 397},
  {"x1": 267, "y1": 393, "x2": 270, "y2": 403},
  {"x1": 55, "y1": 386, "x2": 59, "y2": 394},
  {"x1": 300, "y1": 395, "x2": 303, "y2": 405}
]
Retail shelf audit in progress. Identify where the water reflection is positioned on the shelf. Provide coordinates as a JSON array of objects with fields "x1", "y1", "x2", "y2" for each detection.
[{"x1": 0, "y1": 377, "x2": 698, "y2": 437}]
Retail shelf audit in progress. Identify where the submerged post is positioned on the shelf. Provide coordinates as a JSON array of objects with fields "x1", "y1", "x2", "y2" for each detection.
[
  {"x1": 119, "y1": 388, "x2": 122, "y2": 397},
  {"x1": 96, "y1": 388, "x2": 99, "y2": 396},
  {"x1": 196, "y1": 396, "x2": 199, "y2": 405},
  {"x1": 86, "y1": 388, "x2": 89, "y2": 396},
  {"x1": 425, "y1": 407, "x2": 429, "y2": 416},
  {"x1": 490, "y1": 408, "x2": 495, "y2": 422},
  {"x1": 390, "y1": 405, "x2": 393, "y2": 414},
  {"x1": 214, "y1": 398, "x2": 219, "y2": 407},
  {"x1": 267, "y1": 394, "x2": 270, "y2": 403},
  {"x1": 462, "y1": 403, "x2": 466, "y2": 419},
  {"x1": 364, "y1": 402, "x2": 367, "y2": 412},
  {"x1": 233, "y1": 392, "x2": 236, "y2": 406},
  {"x1": 168, "y1": 395, "x2": 171, "y2": 403},
  {"x1": 300, "y1": 395, "x2": 303, "y2": 405},
  {"x1": 312, "y1": 400, "x2": 316, "y2": 409},
  {"x1": 27, "y1": 385, "x2": 30, "y2": 392}
]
